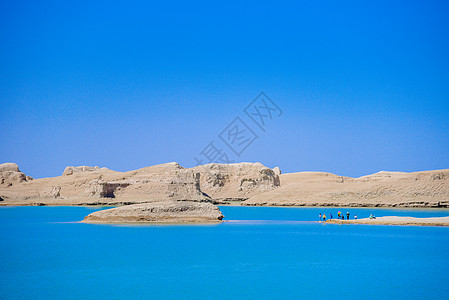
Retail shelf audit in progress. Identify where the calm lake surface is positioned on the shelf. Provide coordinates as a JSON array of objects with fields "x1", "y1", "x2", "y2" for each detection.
[{"x1": 1, "y1": 206, "x2": 448, "y2": 299}]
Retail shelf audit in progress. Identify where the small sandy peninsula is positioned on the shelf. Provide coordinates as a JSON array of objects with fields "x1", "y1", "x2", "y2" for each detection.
[{"x1": 327, "y1": 216, "x2": 449, "y2": 227}]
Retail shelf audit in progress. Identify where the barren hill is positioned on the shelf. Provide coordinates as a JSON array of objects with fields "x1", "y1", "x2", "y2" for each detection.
[
  {"x1": 242, "y1": 169, "x2": 449, "y2": 208},
  {"x1": 0, "y1": 162, "x2": 279, "y2": 206},
  {"x1": 1, "y1": 162, "x2": 447, "y2": 208}
]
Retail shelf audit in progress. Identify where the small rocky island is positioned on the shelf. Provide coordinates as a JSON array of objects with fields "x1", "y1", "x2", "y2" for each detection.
[{"x1": 83, "y1": 200, "x2": 224, "y2": 224}]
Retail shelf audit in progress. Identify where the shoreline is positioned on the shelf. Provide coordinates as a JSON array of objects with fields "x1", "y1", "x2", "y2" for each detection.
[
  {"x1": 82, "y1": 220, "x2": 223, "y2": 225},
  {"x1": 240, "y1": 203, "x2": 449, "y2": 209},
  {"x1": 326, "y1": 216, "x2": 449, "y2": 227},
  {"x1": 2, "y1": 206, "x2": 448, "y2": 227},
  {"x1": 232, "y1": 204, "x2": 449, "y2": 210},
  {"x1": 2, "y1": 202, "x2": 449, "y2": 211}
]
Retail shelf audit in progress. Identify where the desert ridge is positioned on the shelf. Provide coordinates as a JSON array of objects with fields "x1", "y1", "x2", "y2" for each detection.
[
  {"x1": 0, "y1": 162, "x2": 448, "y2": 208},
  {"x1": 0, "y1": 162, "x2": 280, "y2": 206},
  {"x1": 242, "y1": 169, "x2": 449, "y2": 208}
]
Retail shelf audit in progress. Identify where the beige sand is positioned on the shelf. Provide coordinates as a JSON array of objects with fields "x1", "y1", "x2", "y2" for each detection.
[
  {"x1": 1, "y1": 162, "x2": 448, "y2": 208},
  {"x1": 0, "y1": 162, "x2": 279, "y2": 206},
  {"x1": 327, "y1": 216, "x2": 449, "y2": 226},
  {"x1": 83, "y1": 201, "x2": 224, "y2": 224},
  {"x1": 242, "y1": 169, "x2": 449, "y2": 208}
]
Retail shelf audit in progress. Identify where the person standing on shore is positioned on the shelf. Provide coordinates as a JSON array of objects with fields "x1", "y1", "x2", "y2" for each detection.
[
  {"x1": 319, "y1": 213, "x2": 322, "y2": 221},
  {"x1": 354, "y1": 214, "x2": 357, "y2": 220},
  {"x1": 346, "y1": 212, "x2": 350, "y2": 220},
  {"x1": 338, "y1": 211, "x2": 341, "y2": 219},
  {"x1": 323, "y1": 214, "x2": 326, "y2": 222},
  {"x1": 330, "y1": 213, "x2": 333, "y2": 220}
]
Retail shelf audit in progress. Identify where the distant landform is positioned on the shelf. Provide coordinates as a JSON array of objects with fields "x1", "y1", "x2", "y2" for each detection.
[
  {"x1": 327, "y1": 216, "x2": 449, "y2": 227},
  {"x1": 0, "y1": 162, "x2": 448, "y2": 208}
]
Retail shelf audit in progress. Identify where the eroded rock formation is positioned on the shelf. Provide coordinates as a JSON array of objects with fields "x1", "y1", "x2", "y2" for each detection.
[
  {"x1": 273, "y1": 167, "x2": 281, "y2": 176},
  {"x1": 1, "y1": 162, "x2": 447, "y2": 208},
  {"x1": 191, "y1": 163, "x2": 280, "y2": 202},
  {"x1": 0, "y1": 162, "x2": 213, "y2": 205},
  {"x1": 0, "y1": 163, "x2": 33, "y2": 187},
  {"x1": 63, "y1": 166, "x2": 110, "y2": 176},
  {"x1": 83, "y1": 201, "x2": 224, "y2": 223}
]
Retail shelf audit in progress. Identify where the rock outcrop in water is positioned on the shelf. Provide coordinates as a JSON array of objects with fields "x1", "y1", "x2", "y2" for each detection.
[{"x1": 83, "y1": 201, "x2": 224, "y2": 223}]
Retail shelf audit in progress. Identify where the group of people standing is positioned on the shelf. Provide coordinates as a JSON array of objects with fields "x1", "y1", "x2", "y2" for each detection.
[{"x1": 319, "y1": 211, "x2": 357, "y2": 222}]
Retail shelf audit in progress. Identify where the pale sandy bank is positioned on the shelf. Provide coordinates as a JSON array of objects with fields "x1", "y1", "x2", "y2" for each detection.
[
  {"x1": 83, "y1": 200, "x2": 224, "y2": 224},
  {"x1": 327, "y1": 216, "x2": 449, "y2": 227}
]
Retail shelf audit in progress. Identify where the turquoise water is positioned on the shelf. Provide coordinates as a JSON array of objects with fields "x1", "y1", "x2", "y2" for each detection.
[{"x1": 1, "y1": 206, "x2": 448, "y2": 299}]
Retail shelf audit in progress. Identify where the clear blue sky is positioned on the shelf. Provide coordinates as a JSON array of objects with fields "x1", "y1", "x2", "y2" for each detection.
[{"x1": 1, "y1": 0, "x2": 448, "y2": 179}]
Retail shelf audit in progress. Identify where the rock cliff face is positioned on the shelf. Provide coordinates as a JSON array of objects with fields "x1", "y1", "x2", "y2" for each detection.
[
  {"x1": 0, "y1": 162, "x2": 207, "y2": 204},
  {"x1": 1, "y1": 162, "x2": 279, "y2": 205},
  {"x1": 115, "y1": 163, "x2": 206, "y2": 201},
  {"x1": 191, "y1": 163, "x2": 280, "y2": 201},
  {"x1": 0, "y1": 163, "x2": 33, "y2": 187},
  {"x1": 273, "y1": 167, "x2": 281, "y2": 176},
  {"x1": 63, "y1": 166, "x2": 110, "y2": 176},
  {"x1": 1, "y1": 162, "x2": 447, "y2": 208},
  {"x1": 83, "y1": 201, "x2": 224, "y2": 223}
]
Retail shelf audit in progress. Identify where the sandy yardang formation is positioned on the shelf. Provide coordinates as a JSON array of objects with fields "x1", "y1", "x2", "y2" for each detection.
[
  {"x1": 0, "y1": 162, "x2": 448, "y2": 208},
  {"x1": 191, "y1": 163, "x2": 280, "y2": 201},
  {"x1": 0, "y1": 163, "x2": 33, "y2": 187},
  {"x1": 83, "y1": 201, "x2": 224, "y2": 223},
  {"x1": 62, "y1": 166, "x2": 110, "y2": 176},
  {"x1": 0, "y1": 162, "x2": 279, "y2": 205}
]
